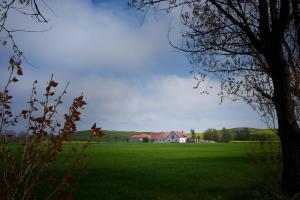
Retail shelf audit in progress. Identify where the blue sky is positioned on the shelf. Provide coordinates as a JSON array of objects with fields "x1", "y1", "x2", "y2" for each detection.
[{"x1": 0, "y1": 0, "x2": 266, "y2": 132}]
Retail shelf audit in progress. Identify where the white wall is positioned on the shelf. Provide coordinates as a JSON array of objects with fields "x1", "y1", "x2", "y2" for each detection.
[
  {"x1": 164, "y1": 132, "x2": 179, "y2": 143},
  {"x1": 179, "y1": 138, "x2": 187, "y2": 143}
]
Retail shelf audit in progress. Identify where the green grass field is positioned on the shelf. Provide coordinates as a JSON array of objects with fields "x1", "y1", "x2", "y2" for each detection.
[{"x1": 53, "y1": 143, "x2": 281, "y2": 200}]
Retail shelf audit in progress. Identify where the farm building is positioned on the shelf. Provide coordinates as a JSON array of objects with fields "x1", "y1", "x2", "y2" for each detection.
[
  {"x1": 149, "y1": 131, "x2": 187, "y2": 143},
  {"x1": 128, "y1": 134, "x2": 150, "y2": 142},
  {"x1": 129, "y1": 131, "x2": 187, "y2": 143}
]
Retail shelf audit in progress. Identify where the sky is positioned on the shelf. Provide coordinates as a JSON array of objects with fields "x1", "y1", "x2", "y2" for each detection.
[{"x1": 0, "y1": 0, "x2": 267, "y2": 132}]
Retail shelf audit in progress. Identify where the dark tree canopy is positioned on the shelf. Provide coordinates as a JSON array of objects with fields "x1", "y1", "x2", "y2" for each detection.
[
  {"x1": 203, "y1": 128, "x2": 220, "y2": 141},
  {"x1": 129, "y1": 0, "x2": 300, "y2": 196},
  {"x1": 221, "y1": 128, "x2": 232, "y2": 142}
]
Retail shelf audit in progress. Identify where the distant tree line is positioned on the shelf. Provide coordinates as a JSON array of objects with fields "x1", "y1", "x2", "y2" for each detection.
[{"x1": 203, "y1": 128, "x2": 279, "y2": 143}]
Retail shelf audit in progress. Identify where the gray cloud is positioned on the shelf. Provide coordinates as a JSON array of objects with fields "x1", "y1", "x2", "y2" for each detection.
[
  {"x1": 0, "y1": 0, "x2": 266, "y2": 132},
  {"x1": 6, "y1": 0, "x2": 173, "y2": 71}
]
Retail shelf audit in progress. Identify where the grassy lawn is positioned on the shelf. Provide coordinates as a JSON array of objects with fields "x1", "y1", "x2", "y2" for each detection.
[{"x1": 53, "y1": 143, "x2": 280, "y2": 200}]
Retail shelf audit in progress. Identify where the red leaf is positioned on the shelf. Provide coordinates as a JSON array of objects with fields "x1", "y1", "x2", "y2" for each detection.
[
  {"x1": 91, "y1": 123, "x2": 103, "y2": 137},
  {"x1": 49, "y1": 80, "x2": 58, "y2": 87},
  {"x1": 11, "y1": 77, "x2": 18, "y2": 82},
  {"x1": 16, "y1": 67, "x2": 23, "y2": 75}
]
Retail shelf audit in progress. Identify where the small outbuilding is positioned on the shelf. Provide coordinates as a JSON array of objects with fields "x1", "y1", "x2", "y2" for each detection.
[{"x1": 128, "y1": 134, "x2": 150, "y2": 142}]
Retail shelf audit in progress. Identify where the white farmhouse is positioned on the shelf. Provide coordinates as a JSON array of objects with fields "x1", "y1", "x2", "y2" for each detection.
[
  {"x1": 128, "y1": 131, "x2": 187, "y2": 143},
  {"x1": 149, "y1": 131, "x2": 187, "y2": 143}
]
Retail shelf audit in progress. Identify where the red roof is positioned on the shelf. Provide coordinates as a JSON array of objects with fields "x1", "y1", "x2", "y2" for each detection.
[
  {"x1": 149, "y1": 133, "x2": 162, "y2": 139},
  {"x1": 174, "y1": 131, "x2": 186, "y2": 138}
]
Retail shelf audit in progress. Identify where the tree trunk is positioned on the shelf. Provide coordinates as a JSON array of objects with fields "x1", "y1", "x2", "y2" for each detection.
[
  {"x1": 279, "y1": 125, "x2": 300, "y2": 195},
  {"x1": 267, "y1": 48, "x2": 300, "y2": 196}
]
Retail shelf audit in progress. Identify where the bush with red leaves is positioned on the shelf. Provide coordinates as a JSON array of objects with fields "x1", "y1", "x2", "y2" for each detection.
[{"x1": 0, "y1": 58, "x2": 103, "y2": 200}]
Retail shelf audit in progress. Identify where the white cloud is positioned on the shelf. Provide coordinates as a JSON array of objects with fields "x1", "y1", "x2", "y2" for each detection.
[
  {"x1": 0, "y1": 63, "x2": 265, "y2": 132},
  {"x1": 63, "y1": 73, "x2": 265, "y2": 132},
  {"x1": 21, "y1": 71, "x2": 263, "y2": 131}
]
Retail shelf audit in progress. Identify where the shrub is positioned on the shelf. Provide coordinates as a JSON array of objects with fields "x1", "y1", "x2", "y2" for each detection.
[
  {"x1": 203, "y1": 128, "x2": 220, "y2": 142},
  {"x1": 221, "y1": 129, "x2": 232, "y2": 143},
  {"x1": 0, "y1": 58, "x2": 103, "y2": 199}
]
